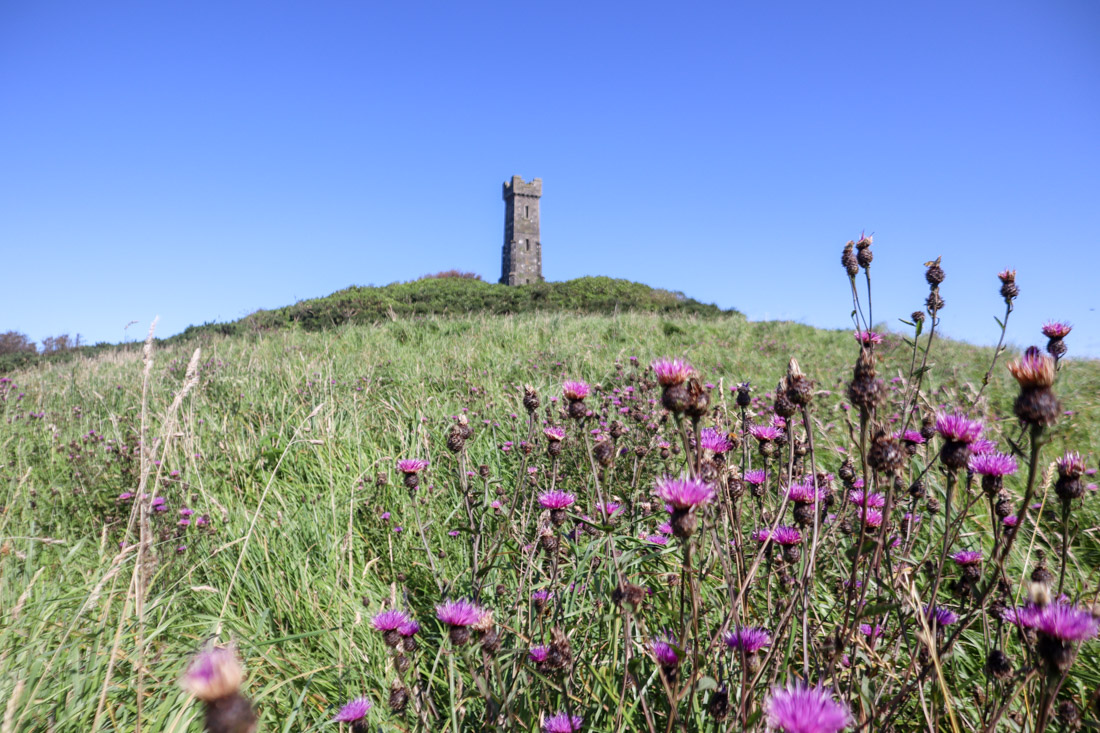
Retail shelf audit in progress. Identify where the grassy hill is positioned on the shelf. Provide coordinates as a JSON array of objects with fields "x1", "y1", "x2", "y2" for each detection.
[
  {"x1": 0, "y1": 276, "x2": 733, "y2": 375},
  {"x1": 1, "y1": 277, "x2": 1099, "y2": 730}
]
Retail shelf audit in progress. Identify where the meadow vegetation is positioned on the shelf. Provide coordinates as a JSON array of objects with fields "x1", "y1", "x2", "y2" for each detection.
[{"x1": 1, "y1": 246, "x2": 1099, "y2": 732}]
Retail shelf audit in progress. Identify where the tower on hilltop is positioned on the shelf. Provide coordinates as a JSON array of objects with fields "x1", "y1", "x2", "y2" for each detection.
[{"x1": 500, "y1": 175, "x2": 542, "y2": 285}]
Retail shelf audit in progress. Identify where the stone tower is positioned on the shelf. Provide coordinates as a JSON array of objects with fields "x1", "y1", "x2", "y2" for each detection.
[{"x1": 500, "y1": 175, "x2": 542, "y2": 285}]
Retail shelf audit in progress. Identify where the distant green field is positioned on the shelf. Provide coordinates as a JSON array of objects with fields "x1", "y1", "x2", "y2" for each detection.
[{"x1": 1, "y1": 309, "x2": 1097, "y2": 731}]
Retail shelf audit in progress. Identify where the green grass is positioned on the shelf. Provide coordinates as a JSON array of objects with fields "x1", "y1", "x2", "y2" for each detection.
[{"x1": 0, "y1": 311, "x2": 1098, "y2": 731}]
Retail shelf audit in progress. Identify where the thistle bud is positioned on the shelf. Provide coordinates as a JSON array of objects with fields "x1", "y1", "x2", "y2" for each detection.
[{"x1": 735, "y1": 382, "x2": 752, "y2": 408}]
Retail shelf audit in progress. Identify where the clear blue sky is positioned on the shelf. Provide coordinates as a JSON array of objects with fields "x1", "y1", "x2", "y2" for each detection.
[{"x1": 2, "y1": 1, "x2": 1098, "y2": 355}]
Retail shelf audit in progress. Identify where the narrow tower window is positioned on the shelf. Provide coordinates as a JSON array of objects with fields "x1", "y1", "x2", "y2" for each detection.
[{"x1": 525, "y1": 205, "x2": 529, "y2": 218}]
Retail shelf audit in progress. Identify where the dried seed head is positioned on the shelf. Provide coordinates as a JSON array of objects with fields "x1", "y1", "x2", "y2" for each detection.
[
  {"x1": 546, "y1": 626, "x2": 573, "y2": 672},
  {"x1": 925, "y1": 257, "x2": 945, "y2": 286},
  {"x1": 1031, "y1": 562, "x2": 1055, "y2": 587},
  {"x1": 838, "y1": 458, "x2": 856, "y2": 483},
  {"x1": 1055, "y1": 701, "x2": 1081, "y2": 731},
  {"x1": 998, "y1": 269, "x2": 1019, "y2": 301},
  {"x1": 612, "y1": 582, "x2": 647, "y2": 611},
  {"x1": 479, "y1": 627, "x2": 501, "y2": 655},
  {"x1": 841, "y1": 241, "x2": 859, "y2": 277},
  {"x1": 847, "y1": 374, "x2": 884, "y2": 412},
  {"x1": 593, "y1": 438, "x2": 615, "y2": 468},
  {"x1": 773, "y1": 378, "x2": 797, "y2": 417},
  {"x1": 388, "y1": 680, "x2": 409, "y2": 714},
  {"x1": 736, "y1": 382, "x2": 752, "y2": 408},
  {"x1": 684, "y1": 378, "x2": 710, "y2": 419},
  {"x1": 925, "y1": 289, "x2": 945, "y2": 313},
  {"x1": 707, "y1": 683, "x2": 730, "y2": 721},
  {"x1": 523, "y1": 385, "x2": 540, "y2": 414},
  {"x1": 868, "y1": 432, "x2": 905, "y2": 474},
  {"x1": 856, "y1": 242, "x2": 873, "y2": 268},
  {"x1": 445, "y1": 429, "x2": 466, "y2": 454},
  {"x1": 911, "y1": 310, "x2": 925, "y2": 324},
  {"x1": 985, "y1": 649, "x2": 1014, "y2": 681}
]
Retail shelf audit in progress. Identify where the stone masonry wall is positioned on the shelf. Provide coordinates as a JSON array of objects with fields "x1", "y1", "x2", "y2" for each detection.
[{"x1": 501, "y1": 176, "x2": 542, "y2": 285}]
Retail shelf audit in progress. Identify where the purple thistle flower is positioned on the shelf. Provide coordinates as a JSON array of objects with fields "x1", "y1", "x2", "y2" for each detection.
[
  {"x1": 786, "y1": 481, "x2": 825, "y2": 505},
  {"x1": 1031, "y1": 603, "x2": 1100, "y2": 642},
  {"x1": 1008, "y1": 346, "x2": 1056, "y2": 388},
  {"x1": 751, "y1": 528, "x2": 771, "y2": 543},
  {"x1": 724, "y1": 627, "x2": 772, "y2": 653},
  {"x1": 651, "y1": 633, "x2": 681, "y2": 667},
  {"x1": 435, "y1": 599, "x2": 482, "y2": 627},
  {"x1": 854, "y1": 330, "x2": 883, "y2": 346},
  {"x1": 848, "y1": 490, "x2": 885, "y2": 508},
  {"x1": 651, "y1": 358, "x2": 694, "y2": 387},
  {"x1": 860, "y1": 508, "x2": 883, "y2": 528},
  {"x1": 700, "y1": 427, "x2": 731, "y2": 454},
  {"x1": 749, "y1": 424, "x2": 783, "y2": 442},
  {"x1": 371, "y1": 610, "x2": 411, "y2": 632},
  {"x1": 1002, "y1": 605, "x2": 1040, "y2": 629},
  {"x1": 951, "y1": 550, "x2": 982, "y2": 566},
  {"x1": 969, "y1": 452, "x2": 1018, "y2": 476},
  {"x1": 646, "y1": 534, "x2": 669, "y2": 545},
  {"x1": 924, "y1": 606, "x2": 958, "y2": 627},
  {"x1": 654, "y1": 476, "x2": 715, "y2": 509},
  {"x1": 765, "y1": 681, "x2": 852, "y2": 733},
  {"x1": 529, "y1": 644, "x2": 550, "y2": 663},
  {"x1": 597, "y1": 501, "x2": 622, "y2": 518},
  {"x1": 562, "y1": 380, "x2": 590, "y2": 401},
  {"x1": 744, "y1": 469, "x2": 767, "y2": 486},
  {"x1": 1003, "y1": 515, "x2": 1019, "y2": 527},
  {"x1": 657, "y1": 521, "x2": 673, "y2": 535},
  {"x1": 544, "y1": 426, "x2": 566, "y2": 441},
  {"x1": 333, "y1": 696, "x2": 372, "y2": 722},
  {"x1": 773, "y1": 526, "x2": 803, "y2": 545},
  {"x1": 1057, "y1": 451, "x2": 1086, "y2": 477},
  {"x1": 859, "y1": 623, "x2": 884, "y2": 638},
  {"x1": 970, "y1": 439, "x2": 998, "y2": 455},
  {"x1": 934, "y1": 412, "x2": 983, "y2": 444},
  {"x1": 897, "y1": 430, "x2": 925, "y2": 444},
  {"x1": 542, "y1": 711, "x2": 584, "y2": 733},
  {"x1": 531, "y1": 589, "x2": 552, "y2": 604},
  {"x1": 179, "y1": 646, "x2": 244, "y2": 702},
  {"x1": 397, "y1": 458, "x2": 429, "y2": 474},
  {"x1": 398, "y1": 620, "x2": 420, "y2": 637},
  {"x1": 538, "y1": 490, "x2": 576, "y2": 509},
  {"x1": 118, "y1": 492, "x2": 134, "y2": 501},
  {"x1": 1042, "y1": 320, "x2": 1072, "y2": 339}
]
